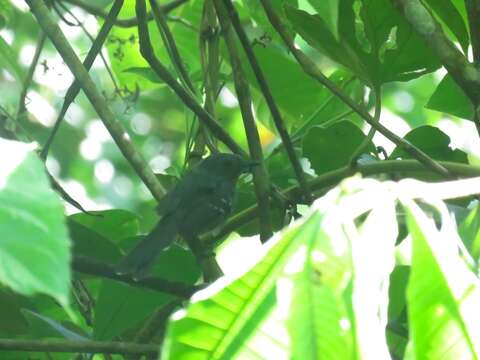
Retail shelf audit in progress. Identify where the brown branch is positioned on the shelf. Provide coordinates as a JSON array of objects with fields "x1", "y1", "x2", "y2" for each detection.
[
  {"x1": 26, "y1": 0, "x2": 167, "y2": 201},
  {"x1": 393, "y1": 0, "x2": 480, "y2": 104},
  {"x1": 135, "y1": 0, "x2": 245, "y2": 156},
  {"x1": 72, "y1": 256, "x2": 201, "y2": 298},
  {"x1": 222, "y1": 0, "x2": 312, "y2": 203},
  {"x1": 41, "y1": 0, "x2": 124, "y2": 160},
  {"x1": 213, "y1": 0, "x2": 273, "y2": 241},
  {"x1": 205, "y1": 160, "x2": 480, "y2": 246}
]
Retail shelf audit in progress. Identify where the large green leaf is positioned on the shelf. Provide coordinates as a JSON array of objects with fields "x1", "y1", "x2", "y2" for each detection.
[
  {"x1": 94, "y1": 244, "x2": 199, "y2": 340},
  {"x1": 162, "y1": 214, "x2": 311, "y2": 359},
  {"x1": 70, "y1": 209, "x2": 139, "y2": 243},
  {"x1": 404, "y1": 199, "x2": 480, "y2": 358},
  {"x1": 390, "y1": 125, "x2": 468, "y2": 163},
  {"x1": 302, "y1": 121, "x2": 375, "y2": 175},
  {"x1": 423, "y1": 0, "x2": 469, "y2": 53},
  {"x1": 285, "y1": 0, "x2": 441, "y2": 85},
  {"x1": 426, "y1": 74, "x2": 473, "y2": 120},
  {"x1": 0, "y1": 139, "x2": 71, "y2": 306}
]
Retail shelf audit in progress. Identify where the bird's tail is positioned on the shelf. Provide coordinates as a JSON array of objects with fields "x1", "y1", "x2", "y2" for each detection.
[{"x1": 115, "y1": 216, "x2": 177, "y2": 279}]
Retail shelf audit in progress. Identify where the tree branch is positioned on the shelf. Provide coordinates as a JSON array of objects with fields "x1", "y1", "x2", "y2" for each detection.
[
  {"x1": 72, "y1": 256, "x2": 200, "y2": 298},
  {"x1": 393, "y1": 0, "x2": 480, "y2": 104},
  {"x1": 222, "y1": 0, "x2": 312, "y2": 203},
  {"x1": 26, "y1": 0, "x2": 167, "y2": 201},
  {"x1": 135, "y1": 0, "x2": 246, "y2": 156},
  {"x1": 205, "y1": 160, "x2": 480, "y2": 246},
  {"x1": 41, "y1": 0, "x2": 124, "y2": 160},
  {"x1": 213, "y1": 0, "x2": 273, "y2": 241},
  {"x1": 258, "y1": 0, "x2": 451, "y2": 178},
  {"x1": 0, "y1": 338, "x2": 158, "y2": 356},
  {"x1": 59, "y1": 0, "x2": 188, "y2": 28}
]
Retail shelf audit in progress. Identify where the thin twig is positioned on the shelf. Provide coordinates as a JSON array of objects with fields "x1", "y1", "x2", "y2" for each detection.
[
  {"x1": 259, "y1": 0, "x2": 451, "y2": 178},
  {"x1": 27, "y1": 0, "x2": 167, "y2": 201},
  {"x1": 135, "y1": 0, "x2": 246, "y2": 156},
  {"x1": 213, "y1": 0, "x2": 273, "y2": 241},
  {"x1": 0, "y1": 339, "x2": 158, "y2": 356},
  {"x1": 349, "y1": 86, "x2": 381, "y2": 165},
  {"x1": 59, "y1": 0, "x2": 188, "y2": 28},
  {"x1": 222, "y1": 0, "x2": 312, "y2": 203},
  {"x1": 72, "y1": 256, "x2": 201, "y2": 298},
  {"x1": 17, "y1": 31, "x2": 46, "y2": 118},
  {"x1": 41, "y1": 0, "x2": 124, "y2": 160},
  {"x1": 150, "y1": 0, "x2": 195, "y2": 92}
]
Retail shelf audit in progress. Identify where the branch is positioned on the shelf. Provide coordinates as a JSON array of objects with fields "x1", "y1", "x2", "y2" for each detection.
[
  {"x1": 258, "y1": 0, "x2": 451, "y2": 178},
  {"x1": 465, "y1": 0, "x2": 480, "y2": 64},
  {"x1": 135, "y1": 0, "x2": 246, "y2": 156},
  {"x1": 222, "y1": 0, "x2": 312, "y2": 203},
  {"x1": 26, "y1": 0, "x2": 167, "y2": 201},
  {"x1": 349, "y1": 86, "x2": 381, "y2": 165},
  {"x1": 393, "y1": 0, "x2": 480, "y2": 104},
  {"x1": 72, "y1": 256, "x2": 200, "y2": 298},
  {"x1": 41, "y1": 0, "x2": 124, "y2": 160},
  {"x1": 213, "y1": 0, "x2": 273, "y2": 241},
  {"x1": 59, "y1": 0, "x2": 188, "y2": 28},
  {"x1": 17, "y1": 31, "x2": 46, "y2": 118},
  {"x1": 150, "y1": 0, "x2": 195, "y2": 92},
  {"x1": 0, "y1": 339, "x2": 158, "y2": 356},
  {"x1": 205, "y1": 160, "x2": 480, "y2": 246}
]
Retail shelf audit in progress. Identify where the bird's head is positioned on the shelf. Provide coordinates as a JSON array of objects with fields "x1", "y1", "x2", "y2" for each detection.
[{"x1": 198, "y1": 153, "x2": 259, "y2": 181}]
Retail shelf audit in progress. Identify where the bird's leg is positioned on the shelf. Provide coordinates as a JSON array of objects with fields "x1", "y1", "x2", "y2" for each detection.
[{"x1": 183, "y1": 234, "x2": 224, "y2": 282}]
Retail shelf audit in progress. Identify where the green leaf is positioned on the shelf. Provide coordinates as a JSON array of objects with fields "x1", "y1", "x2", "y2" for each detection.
[
  {"x1": 308, "y1": 0, "x2": 340, "y2": 39},
  {"x1": 286, "y1": 0, "x2": 441, "y2": 84},
  {"x1": 0, "y1": 290, "x2": 28, "y2": 336},
  {"x1": 162, "y1": 214, "x2": 311, "y2": 359},
  {"x1": 68, "y1": 219, "x2": 121, "y2": 263},
  {"x1": 0, "y1": 35, "x2": 25, "y2": 83},
  {"x1": 70, "y1": 209, "x2": 139, "y2": 243},
  {"x1": 302, "y1": 121, "x2": 375, "y2": 175},
  {"x1": 0, "y1": 139, "x2": 71, "y2": 306},
  {"x1": 23, "y1": 309, "x2": 89, "y2": 340},
  {"x1": 404, "y1": 199, "x2": 480, "y2": 359},
  {"x1": 284, "y1": 6, "x2": 366, "y2": 81},
  {"x1": 459, "y1": 204, "x2": 480, "y2": 260},
  {"x1": 423, "y1": 0, "x2": 469, "y2": 53},
  {"x1": 123, "y1": 66, "x2": 164, "y2": 84},
  {"x1": 94, "y1": 244, "x2": 199, "y2": 340},
  {"x1": 426, "y1": 74, "x2": 473, "y2": 120},
  {"x1": 390, "y1": 125, "x2": 468, "y2": 163}
]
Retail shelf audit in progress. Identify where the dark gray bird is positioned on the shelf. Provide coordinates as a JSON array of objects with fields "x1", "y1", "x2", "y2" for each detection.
[{"x1": 115, "y1": 153, "x2": 257, "y2": 280}]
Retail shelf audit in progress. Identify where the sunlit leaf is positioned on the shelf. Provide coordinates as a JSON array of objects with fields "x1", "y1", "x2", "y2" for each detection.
[{"x1": 0, "y1": 139, "x2": 71, "y2": 306}]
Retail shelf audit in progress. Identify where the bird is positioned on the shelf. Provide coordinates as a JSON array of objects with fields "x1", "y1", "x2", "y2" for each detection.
[{"x1": 115, "y1": 153, "x2": 258, "y2": 281}]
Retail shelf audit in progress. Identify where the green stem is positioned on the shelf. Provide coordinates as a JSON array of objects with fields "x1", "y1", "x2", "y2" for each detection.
[{"x1": 206, "y1": 159, "x2": 480, "y2": 246}]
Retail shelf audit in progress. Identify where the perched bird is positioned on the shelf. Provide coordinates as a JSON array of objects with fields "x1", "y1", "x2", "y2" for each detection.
[{"x1": 115, "y1": 153, "x2": 258, "y2": 280}]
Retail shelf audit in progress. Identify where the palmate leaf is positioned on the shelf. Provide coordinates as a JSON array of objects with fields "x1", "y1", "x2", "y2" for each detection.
[
  {"x1": 162, "y1": 177, "x2": 399, "y2": 359},
  {"x1": 403, "y1": 195, "x2": 480, "y2": 358},
  {"x1": 162, "y1": 216, "x2": 312, "y2": 359}
]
